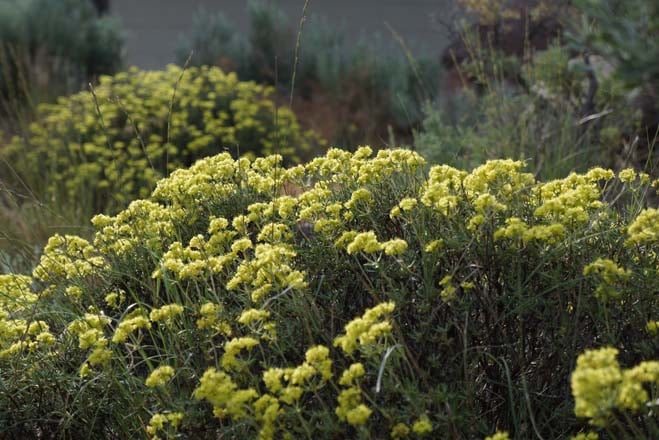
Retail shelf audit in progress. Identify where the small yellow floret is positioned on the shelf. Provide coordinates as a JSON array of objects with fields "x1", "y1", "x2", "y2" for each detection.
[
  {"x1": 412, "y1": 415, "x2": 432, "y2": 435},
  {"x1": 382, "y1": 239, "x2": 408, "y2": 256},
  {"x1": 145, "y1": 365, "x2": 175, "y2": 388},
  {"x1": 149, "y1": 304, "x2": 184, "y2": 323},
  {"x1": 485, "y1": 431, "x2": 510, "y2": 440}
]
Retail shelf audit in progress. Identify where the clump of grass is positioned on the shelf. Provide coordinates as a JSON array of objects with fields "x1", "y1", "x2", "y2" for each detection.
[{"x1": 0, "y1": 147, "x2": 657, "y2": 438}]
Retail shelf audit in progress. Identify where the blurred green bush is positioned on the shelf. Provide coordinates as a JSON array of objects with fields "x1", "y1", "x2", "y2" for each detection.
[
  {"x1": 176, "y1": 0, "x2": 440, "y2": 148},
  {"x1": 571, "y1": 0, "x2": 659, "y2": 170},
  {"x1": 1, "y1": 65, "x2": 319, "y2": 216},
  {"x1": 416, "y1": 41, "x2": 639, "y2": 179},
  {"x1": 0, "y1": 0, "x2": 124, "y2": 114},
  {"x1": 571, "y1": 0, "x2": 659, "y2": 88}
]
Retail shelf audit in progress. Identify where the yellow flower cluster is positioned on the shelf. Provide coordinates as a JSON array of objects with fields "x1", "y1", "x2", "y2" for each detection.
[
  {"x1": 420, "y1": 164, "x2": 467, "y2": 215},
  {"x1": 411, "y1": 415, "x2": 433, "y2": 435},
  {"x1": 150, "y1": 163, "x2": 311, "y2": 301},
  {"x1": 493, "y1": 217, "x2": 528, "y2": 241},
  {"x1": 439, "y1": 275, "x2": 457, "y2": 303},
  {"x1": 4, "y1": 65, "x2": 318, "y2": 213},
  {"x1": 618, "y1": 168, "x2": 637, "y2": 183},
  {"x1": 571, "y1": 347, "x2": 659, "y2": 426},
  {"x1": 3, "y1": 145, "x2": 658, "y2": 437},
  {"x1": 533, "y1": 170, "x2": 609, "y2": 226},
  {"x1": 420, "y1": 159, "x2": 582, "y2": 246},
  {"x1": 193, "y1": 367, "x2": 258, "y2": 419},
  {"x1": 417, "y1": 160, "x2": 625, "y2": 249},
  {"x1": 424, "y1": 159, "x2": 530, "y2": 230},
  {"x1": 146, "y1": 412, "x2": 183, "y2": 440},
  {"x1": 112, "y1": 310, "x2": 152, "y2": 344},
  {"x1": 150, "y1": 304, "x2": 184, "y2": 323},
  {"x1": 334, "y1": 302, "x2": 395, "y2": 355},
  {"x1": 626, "y1": 208, "x2": 659, "y2": 246},
  {"x1": 484, "y1": 431, "x2": 510, "y2": 440},
  {"x1": 189, "y1": 297, "x2": 395, "y2": 437},
  {"x1": 227, "y1": 243, "x2": 307, "y2": 303},
  {"x1": 199, "y1": 344, "x2": 331, "y2": 439},
  {"x1": 0, "y1": 317, "x2": 55, "y2": 359},
  {"x1": 238, "y1": 308, "x2": 276, "y2": 340},
  {"x1": 104, "y1": 290, "x2": 125, "y2": 309},
  {"x1": 583, "y1": 258, "x2": 631, "y2": 301},
  {"x1": 32, "y1": 235, "x2": 106, "y2": 286},
  {"x1": 196, "y1": 302, "x2": 232, "y2": 335},
  {"x1": 238, "y1": 308, "x2": 270, "y2": 325},
  {"x1": 344, "y1": 231, "x2": 381, "y2": 254},
  {"x1": 67, "y1": 312, "x2": 113, "y2": 376},
  {"x1": 221, "y1": 337, "x2": 260, "y2": 371},
  {"x1": 391, "y1": 422, "x2": 411, "y2": 439},
  {"x1": 153, "y1": 153, "x2": 243, "y2": 209},
  {"x1": 93, "y1": 200, "x2": 184, "y2": 257},
  {"x1": 0, "y1": 274, "x2": 36, "y2": 313},
  {"x1": 390, "y1": 197, "x2": 418, "y2": 218},
  {"x1": 261, "y1": 345, "x2": 333, "y2": 406},
  {"x1": 152, "y1": 153, "x2": 302, "y2": 215},
  {"x1": 464, "y1": 159, "x2": 534, "y2": 201},
  {"x1": 424, "y1": 239, "x2": 444, "y2": 253},
  {"x1": 647, "y1": 320, "x2": 659, "y2": 335},
  {"x1": 145, "y1": 365, "x2": 176, "y2": 388},
  {"x1": 68, "y1": 313, "x2": 111, "y2": 349},
  {"x1": 305, "y1": 147, "x2": 426, "y2": 186},
  {"x1": 0, "y1": 275, "x2": 53, "y2": 358},
  {"x1": 337, "y1": 231, "x2": 408, "y2": 257},
  {"x1": 336, "y1": 362, "x2": 371, "y2": 426}
]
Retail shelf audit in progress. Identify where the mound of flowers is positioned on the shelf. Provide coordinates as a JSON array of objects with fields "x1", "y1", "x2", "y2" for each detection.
[
  {"x1": 2, "y1": 65, "x2": 319, "y2": 214},
  {"x1": 0, "y1": 148, "x2": 657, "y2": 439}
]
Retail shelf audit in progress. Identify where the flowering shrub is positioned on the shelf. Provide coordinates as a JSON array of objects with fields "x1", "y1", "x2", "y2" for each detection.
[
  {"x1": 1, "y1": 65, "x2": 319, "y2": 214},
  {"x1": 0, "y1": 148, "x2": 657, "y2": 438}
]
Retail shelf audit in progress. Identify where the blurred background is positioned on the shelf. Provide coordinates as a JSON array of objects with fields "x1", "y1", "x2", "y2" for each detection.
[{"x1": 110, "y1": 0, "x2": 454, "y2": 69}]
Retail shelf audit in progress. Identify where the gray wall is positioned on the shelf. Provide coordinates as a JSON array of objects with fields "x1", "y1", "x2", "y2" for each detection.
[{"x1": 110, "y1": 0, "x2": 457, "y2": 69}]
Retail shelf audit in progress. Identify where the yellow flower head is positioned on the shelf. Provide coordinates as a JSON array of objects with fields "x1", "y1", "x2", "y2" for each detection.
[
  {"x1": 334, "y1": 302, "x2": 395, "y2": 355},
  {"x1": 145, "y1": 365, "x2": 175, "y2": 388}
]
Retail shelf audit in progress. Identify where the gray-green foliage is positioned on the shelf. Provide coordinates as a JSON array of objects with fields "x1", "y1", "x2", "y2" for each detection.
[
  {"x1": 0, "y1": 0, "x2": 124, "y2": 107},
  {"x1": 571, "y1": 0, "x2": 659, "y2": 88},
  {"x1": 569, "y1": 0, "x2": 659, "y2": 176},
  {"x1": 176, "y1": 0, "x2": 439, "y2": 143},
  {"x1": 176, "y1": 9, "x2": 247, "y2": 71},
  {"x1": 416, "y1": 44, "x2": 636, "y2": 179}
]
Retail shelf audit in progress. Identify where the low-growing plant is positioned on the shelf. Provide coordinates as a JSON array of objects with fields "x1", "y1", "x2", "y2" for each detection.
[
  {"x1": 0, "y1": 147, "x2": 657, "y2": 438},
  {"x1": 1, "y1": 65, "x2": 320, "y2": 218}
]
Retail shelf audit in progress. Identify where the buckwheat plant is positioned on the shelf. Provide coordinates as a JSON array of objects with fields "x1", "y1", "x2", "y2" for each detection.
[{"x1": 0, "y1": 148, "x2": 657, "y2": 438}]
